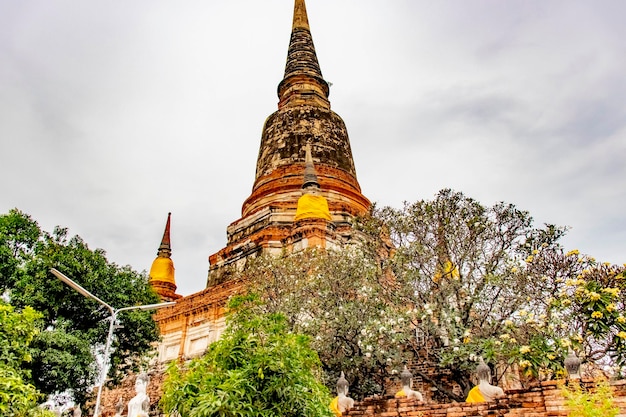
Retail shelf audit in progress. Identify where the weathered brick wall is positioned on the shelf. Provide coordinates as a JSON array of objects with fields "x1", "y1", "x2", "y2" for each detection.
[
  {"x1": 346, "y1": 379, "x2": 626, "y2": 417},
  {"x1": 97, "y1": 377, "x2": 626, "y2": 416}
]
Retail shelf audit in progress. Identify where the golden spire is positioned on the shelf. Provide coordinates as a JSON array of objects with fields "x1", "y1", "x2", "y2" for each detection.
[
  {"x1": 149, "y1": 213, "x2": 180, "y2": 300},
  {"x1": 293, "y1": 0, "x2": 310, "y2": 30}
]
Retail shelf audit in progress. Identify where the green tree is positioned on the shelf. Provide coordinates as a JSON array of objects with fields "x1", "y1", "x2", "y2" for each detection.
[
  {"x1": 0, "y1": 302, "x2": 55, "y2": 417},
  {"x1": 359, "y1": 189, "x2": 625, "y2": 397},
  {"x1": 0, "y1": 209, "x2": 161, "y2": 404},
  {"x1": 240, "y1": 248, "x2": 411, "y2": 399},
  {"x1": 161, "y1": 295, "x2": 333, "y2": 417}
]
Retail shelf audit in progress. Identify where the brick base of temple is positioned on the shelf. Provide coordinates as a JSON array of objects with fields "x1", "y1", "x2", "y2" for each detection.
[
  {"x1": 97, "y1": 377, "x2": 626, "y2": 416},
  {"x1": 346, "y1": 379, "x2": 626, "y2": 417}
]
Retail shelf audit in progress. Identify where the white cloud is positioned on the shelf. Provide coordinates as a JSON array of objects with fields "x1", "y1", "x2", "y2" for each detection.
[{"x1": 1, "y1": 1, "x2": 625, "y2": 295}]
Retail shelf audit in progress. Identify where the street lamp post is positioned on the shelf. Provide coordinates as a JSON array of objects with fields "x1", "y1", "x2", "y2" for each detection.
[{"x1": 50, "y1": 268, "x2": 175, "y2": 417}]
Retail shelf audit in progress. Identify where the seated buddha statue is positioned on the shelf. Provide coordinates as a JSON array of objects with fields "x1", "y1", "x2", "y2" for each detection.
[
  {"x1": 330, "y1": 372, "x2": 355, "y2": 416},
  {"x1": 465, "y1": 359, "x2": 505, "y2": 402},
  {"x1": 394, "y1": 365, "x2": 424, "y2": 402}
]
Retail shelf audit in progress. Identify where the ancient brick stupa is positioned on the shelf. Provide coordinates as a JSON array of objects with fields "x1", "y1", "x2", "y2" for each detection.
[
  {"x1": 152, "y1": 0, "x2": 370, "y2": 363},
  {"x1": 206, "y1": 0, "x2": 371, "y2": 285}
]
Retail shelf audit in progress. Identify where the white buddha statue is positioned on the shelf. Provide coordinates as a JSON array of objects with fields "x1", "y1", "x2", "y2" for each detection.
[
  {"x1": 330, "y1": 372, "x2": 355, "y2": 416},
  {"x1": 394, "y1": 365, "x2": 424, "y2": 402},
  {"x1": 127, "y1": 373, "x2": 150, "y2": 417},
  {"x1": 466, "y1": 359, "x2": 505, "y2": 402}
]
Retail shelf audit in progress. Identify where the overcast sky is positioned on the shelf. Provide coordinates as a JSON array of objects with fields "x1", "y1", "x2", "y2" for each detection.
[{"x1": 1, "y1": 0, "x2": 625, "y2": 296}]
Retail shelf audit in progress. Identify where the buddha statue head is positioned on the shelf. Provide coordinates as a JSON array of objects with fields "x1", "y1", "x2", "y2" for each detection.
[
  {"x1": 476, "y1": 359, "x2": 492, "y2": 383},
  {"x1": 400, "y1": 365, "x2": 413, "y2": 388},
  {"x1": 337, "y1": 371, "x2": 349, "y2": 396}
]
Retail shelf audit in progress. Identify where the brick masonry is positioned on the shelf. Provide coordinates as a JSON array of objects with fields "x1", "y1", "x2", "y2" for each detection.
[
  {"x1": 98, "y1": 377, "x2": 626, "y2": 416},
  {"x1": 345, "y1": 379, "x2": 626, "y2": 417}
]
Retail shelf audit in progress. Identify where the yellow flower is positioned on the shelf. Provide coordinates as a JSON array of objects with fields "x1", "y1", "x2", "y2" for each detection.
[
  {"x1": 547, "y1": 354, "x2": 556, "y2": 360},
  {"x1": 617, "y1": 316, "x2": 626, "y2": 324},
  {"x1": 504, "y1": 320, "x2": 513, "y2": 326},
  {"x1": 566, "y1": 249, "x2": 580, "y2": 257},
  {"x1": 607, "y1": 303, "x2": 617, "y2": 312},
  {"x1": 511, "y1": 266, "x2": 518, "y2": 273},
  {"x1": 589, "y1": 292, "x2": 601, "y2": 301},
  {"x1": 520, "y1": 346, "x2": 531, "y2": 354},
  {"x1": 533, "y1": 250, "x2": 539, "y2": 255},
  {"x1": 560, "y1": 339, "x2": 571, "y2": 348},
  {"x1": 591, "y1": 311, "x2": 603, "y2": 319},
  {"x1": 519, "y1": 360, "x2": 531, "y2": 369},
  {"x1": 618, "y1": 331, "x2": 626, "y2": 340},
  {"x1": 525, "y1": 255, "x2": 534, "y2": 263},
  {"x1": 602, "y1": 287, "x2": 620, "y2": 297},
  {"x1": 562, "y1": 299, "x2": 571, "y2": 307}
]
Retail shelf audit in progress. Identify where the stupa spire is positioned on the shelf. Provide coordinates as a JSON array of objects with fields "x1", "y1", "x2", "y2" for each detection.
[
  {"x1": 278, "y1": 0, "x2": 330, "y2": 109},
  {"x1": 295, "y1": 142, "x2": 331, "y2": 221},
  {"x1": 158, "y1": 212, "x2": 172, "y2": 254},
  {"x1": 149, "y1": 212, "x2": 180, "y2": 301},
  {"x1": 302, "y1": 141, "x2": 319, "y2": 189},
  {"x1": 292, "y1": 0, "x2": 310, "y2": 30}
]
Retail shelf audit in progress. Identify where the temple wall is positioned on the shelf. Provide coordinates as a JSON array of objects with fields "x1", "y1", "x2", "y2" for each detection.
[
  {"x1": 346, "y1": 379, "x2": 626, "y2": 417},
  {"x1": 98, "y1": 377, "x2": 626, "y2": 416}
]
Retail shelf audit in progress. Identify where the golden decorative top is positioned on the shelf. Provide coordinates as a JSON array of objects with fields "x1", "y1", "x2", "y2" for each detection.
[
  {"x1": 149, "y1": 257, "x2": 176, "y2": 285},
  {"x1": 149, "y1": 213, "x2": 176, "y2": 287},
  {"x1": 293, "y1": 0, "x2": 310, "y2": 30}
]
